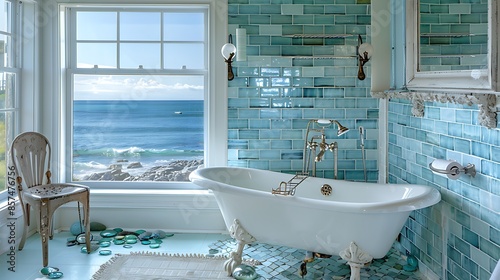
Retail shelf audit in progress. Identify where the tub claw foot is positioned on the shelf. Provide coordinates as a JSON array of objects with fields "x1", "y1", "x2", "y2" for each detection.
[
  {"x1": 224, "y1": 219, "x2": 256, "y2": 276},
  {"x1": 340, "y1": 242, "x2": 373, "y2": 280}
]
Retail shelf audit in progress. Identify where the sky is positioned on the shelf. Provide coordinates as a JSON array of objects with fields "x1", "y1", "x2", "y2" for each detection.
[
  {"x1": 74, "y1": 10, "x2": 205, "y2": 101},
  {"x1": 74, "y1": 75, "x2": 204, "y2": 101}
]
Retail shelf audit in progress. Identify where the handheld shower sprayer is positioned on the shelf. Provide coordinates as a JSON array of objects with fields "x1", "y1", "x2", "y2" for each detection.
[
  {"x1": 359, "y1": 126, "x2": 365, "y2": 147},
  {"x1": 359, "y1": 126, "x2": 367, "y2": 182}
]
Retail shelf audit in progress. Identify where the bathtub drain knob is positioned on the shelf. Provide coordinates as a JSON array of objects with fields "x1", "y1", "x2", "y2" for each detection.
[{"x1": 321, "y1": 184, "x2": 332, "y2": 196}]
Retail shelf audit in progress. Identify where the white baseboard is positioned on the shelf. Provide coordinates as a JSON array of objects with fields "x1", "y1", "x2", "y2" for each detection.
[{"x1": 0, "y1": 190, "x2": 227, "y2": 255}]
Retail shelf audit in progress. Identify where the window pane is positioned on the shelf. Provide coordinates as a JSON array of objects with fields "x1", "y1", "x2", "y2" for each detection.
[
  {"x1": 120, "y1": 43, "x2": 161, "y2": 69},
  {"x1": 163, "y1": 12, "x2": 204, "y2": 41},
  {"x1": 120, "y1": 12, "x2": 161, "y2": 41},
  {"x1": 0, "y1": 72, "x2": 15, "y2": 109},
  {"x1": 164, "y1": 43, "x2": 204, "y2": 69},
  {"x1": 77, "y1": 43, "x2": 117, "y2": 68},
  {"x1": 0, "y1": 112, "x2": 7, "y2": 193},
  {"x1": 77, "y1": 12, "x2": 117, "y2": 40},
  {"x1": 0, "y1": 0, "x2": 11, "y2": 33},
  {"x1": 0, "y1": 34, "x2": 12, "y2": 68},
  {"x1": 72, "y1": 75, "x2": 204, "y2": 182}
]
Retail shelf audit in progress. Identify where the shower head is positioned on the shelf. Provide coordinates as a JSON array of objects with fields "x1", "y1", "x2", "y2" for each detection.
[
  {"x1": 336, "y1": 124, "x2": 349, "y2": 136},
  {"x1": 333, "y1": 120, "x2": 349, "y2": 136}
]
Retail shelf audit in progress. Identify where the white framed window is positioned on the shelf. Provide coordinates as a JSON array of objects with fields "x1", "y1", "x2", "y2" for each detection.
[
  {"x1": 0, "y1": 0, "x2": 20, "y2": 200},
  {"x1": 60, "y1": 2, "x2": 227, "y2": 189}
]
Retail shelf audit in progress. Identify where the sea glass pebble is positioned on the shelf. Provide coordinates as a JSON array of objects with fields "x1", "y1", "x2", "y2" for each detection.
[
  {"x1": 149, "y1": 243, "x2": 161, "y2": 249},
  {"x1": 40, "y1": 266, "x2": 59, "y2": 275},
  {"x1": 100, "y1": 241, "x2": 111, "y2": 247},
  {"x1": 232, "y1": 264, "x2": 257, "y2": 280},
  {"x1": 126, "y1": 239, "x2": 137, "y2": 244},
  {"x1": 76, "y1": 233, "x2": 92, "y2": 244},
  {"x1": 152, "y1": 230, "x2": 171, "y2": 239},
  {"x1": 403, "y1": 255, "x2": 418, "y2": 271},
  {"x1": 209, "y1": 249, "x2": 219, "y2": 254},
  {"x1": 138, "y1": 231, "x2": 153, "y2": 240},
  {"x1": 70, "y1": 221, "x2": 84, "y2": 235},
  {"x1": 90, "y1": 221, "x2": 107, "y2": 231},
  {"x1": 407, "y1": 255, "x2": 418, "y2": 267},
  {"x1": 100, "y1": 230, "x2": 118, "y2": 237},
  {"x1": 125, "y1": 234, "x2": 137, "y2": 240},
  {"x1": 123, "y1": 245, "x2": 133, "y2": 249},
  {"x1": 114, "y1": 235, "x2": 125, "y2": 240},
  {"x1": 141, "y1": 240, "x2": 151, "y2": 245},
  {"x1": 113, "y1": 239, "x2": 125, "y2": 245},
  {"x1": 135, "y1": 229, "x2": 146, "y2": 235},
  {"x1": 47, "y1": 271, "x2": 64, "y2": 279},
  {"x1": 99, "y1": 249, "x2": 112, "y2": 256},
  {"x1": 81, "y1": 245, "x2": 99, "y2": 253},
  {"x1": 113, "y1": 228, "x2": 123, "y2": 233},
  {"x1": 403, "y1": 264, "x2": 418, "y2": 272}
]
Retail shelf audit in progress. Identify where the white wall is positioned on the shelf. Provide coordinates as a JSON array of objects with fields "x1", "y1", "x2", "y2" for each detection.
[{"x1": 55, "y1": 190, "x2": 226, "y2": 233}]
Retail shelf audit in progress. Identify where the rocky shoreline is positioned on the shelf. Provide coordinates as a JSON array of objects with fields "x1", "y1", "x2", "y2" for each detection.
[{"x1": 81, "y1": 159, "x2": 204, "y2": 182}]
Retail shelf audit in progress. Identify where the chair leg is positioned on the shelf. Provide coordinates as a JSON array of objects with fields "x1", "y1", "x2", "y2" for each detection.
[
  {"x1": 40, "y1": 203, "x2": 50, "y2": 267},
  {"x1": 83, "y1": 198, "x2": 91, "y2": 254},
  {"x1": 18, "y1": 204, "x2": 30, "y2": 251}
]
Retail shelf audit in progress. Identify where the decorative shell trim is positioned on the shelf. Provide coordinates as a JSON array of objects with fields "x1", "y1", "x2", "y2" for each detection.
[
  {"x1": 105, "y1": 251, "x2": 259, "y2": 265},
  {"x1": 372, "y1": 90, "x2": 497, "y2": 129},
  {"x1": 129, "y1": 251, "x2": 229, "y2": 259}
]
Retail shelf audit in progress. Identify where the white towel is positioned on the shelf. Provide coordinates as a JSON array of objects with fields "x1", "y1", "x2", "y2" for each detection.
[{"x1": 491, "y1": 259, "x2": 500, "y2": 280}]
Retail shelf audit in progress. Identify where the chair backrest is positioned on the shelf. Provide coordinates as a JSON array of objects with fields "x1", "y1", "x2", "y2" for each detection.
[{"x1": 11, "y1": 132, "x2": 52, "y2": 189}]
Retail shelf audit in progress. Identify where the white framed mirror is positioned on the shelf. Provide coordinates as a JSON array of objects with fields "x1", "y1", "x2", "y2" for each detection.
[{"x1": 405, "y1": 0, "x2": 499, "y2": 93}]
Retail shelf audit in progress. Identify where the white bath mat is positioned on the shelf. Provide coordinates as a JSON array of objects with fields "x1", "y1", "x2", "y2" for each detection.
[{"x1": 91, "y1": 252, "x2": 231, "y2": 280}]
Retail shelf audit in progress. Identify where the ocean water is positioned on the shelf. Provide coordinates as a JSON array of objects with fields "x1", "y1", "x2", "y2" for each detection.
[{"x1": 73, "y1": 100, "x2": 203, "y2": 180}]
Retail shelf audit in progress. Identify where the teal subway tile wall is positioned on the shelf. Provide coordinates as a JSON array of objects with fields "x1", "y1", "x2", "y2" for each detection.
[
  {"x1": 389, "y1": 98, "x2": 499, "y2": 280},
  {"x1": 225, "y1": 0, "x2": 498, "y2": 280},
  {"x1": 227, "y1": 0, "x2": 377, "y2": 182}
]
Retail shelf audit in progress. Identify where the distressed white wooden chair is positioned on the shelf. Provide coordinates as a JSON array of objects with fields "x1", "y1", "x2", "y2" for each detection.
[{"x1": 10, "y1": 132, "x2": 91, "y2": 267}]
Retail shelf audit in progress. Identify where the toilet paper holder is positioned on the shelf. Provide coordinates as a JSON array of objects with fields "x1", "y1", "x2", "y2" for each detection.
[{"x1": 429, "y1": 159, "x2": 476, "y2": 178}]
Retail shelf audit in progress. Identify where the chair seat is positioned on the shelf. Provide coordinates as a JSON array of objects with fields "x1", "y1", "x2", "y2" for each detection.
[{"x1": 25, "y1": 183, "x2": 89, "y2": 199}]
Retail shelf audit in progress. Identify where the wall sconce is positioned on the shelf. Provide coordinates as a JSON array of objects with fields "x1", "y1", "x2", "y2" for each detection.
[
  {"x1": 429, "y1": 159, "x2": 476, "y2": 180},
  {"x1": 357, "y1": 35, "x2": 373, "y2": 80},
  {"x1": 221, "y1": 34, "x2": 236, "y2": 81}
]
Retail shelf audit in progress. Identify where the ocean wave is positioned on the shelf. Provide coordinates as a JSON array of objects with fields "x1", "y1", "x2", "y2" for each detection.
[
  {"x1": 73, "y1": 161, "x2": 109, "y2": 170},
  {"x1": 74, "y1": 147, "x2": 203, "y2": 158}
]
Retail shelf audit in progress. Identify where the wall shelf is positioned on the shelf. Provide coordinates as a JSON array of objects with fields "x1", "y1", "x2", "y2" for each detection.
[
  {"x1": 420, "y1": 54, "x2": 485, "y2": 58},
  {"x1": 283, "y1": 55, "x2": 356, "y2": 59},
  {"x1": 420, "y1": 33, "x2": 477, "y2": 38},
  {"x1": 283, "y1": 34, "x2": 354, "y2": 39}
]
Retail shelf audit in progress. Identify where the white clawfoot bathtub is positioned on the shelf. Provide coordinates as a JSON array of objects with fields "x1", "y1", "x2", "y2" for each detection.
[{"x1": 189, "y1": 167, "x2": 441, "y2": 279}]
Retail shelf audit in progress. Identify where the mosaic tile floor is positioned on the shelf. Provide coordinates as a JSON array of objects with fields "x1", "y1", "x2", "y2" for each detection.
[{"x1": 209, "y1": 239, "x2": 426, "y2": 280}]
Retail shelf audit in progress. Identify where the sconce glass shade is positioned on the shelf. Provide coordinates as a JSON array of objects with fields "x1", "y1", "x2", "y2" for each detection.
[
  {"x1": 358, "y1": 43, "x2": 373, "y2": 59},
  {"x1": 221, "y1": 43, "x2": 237, "y2": 60}
]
